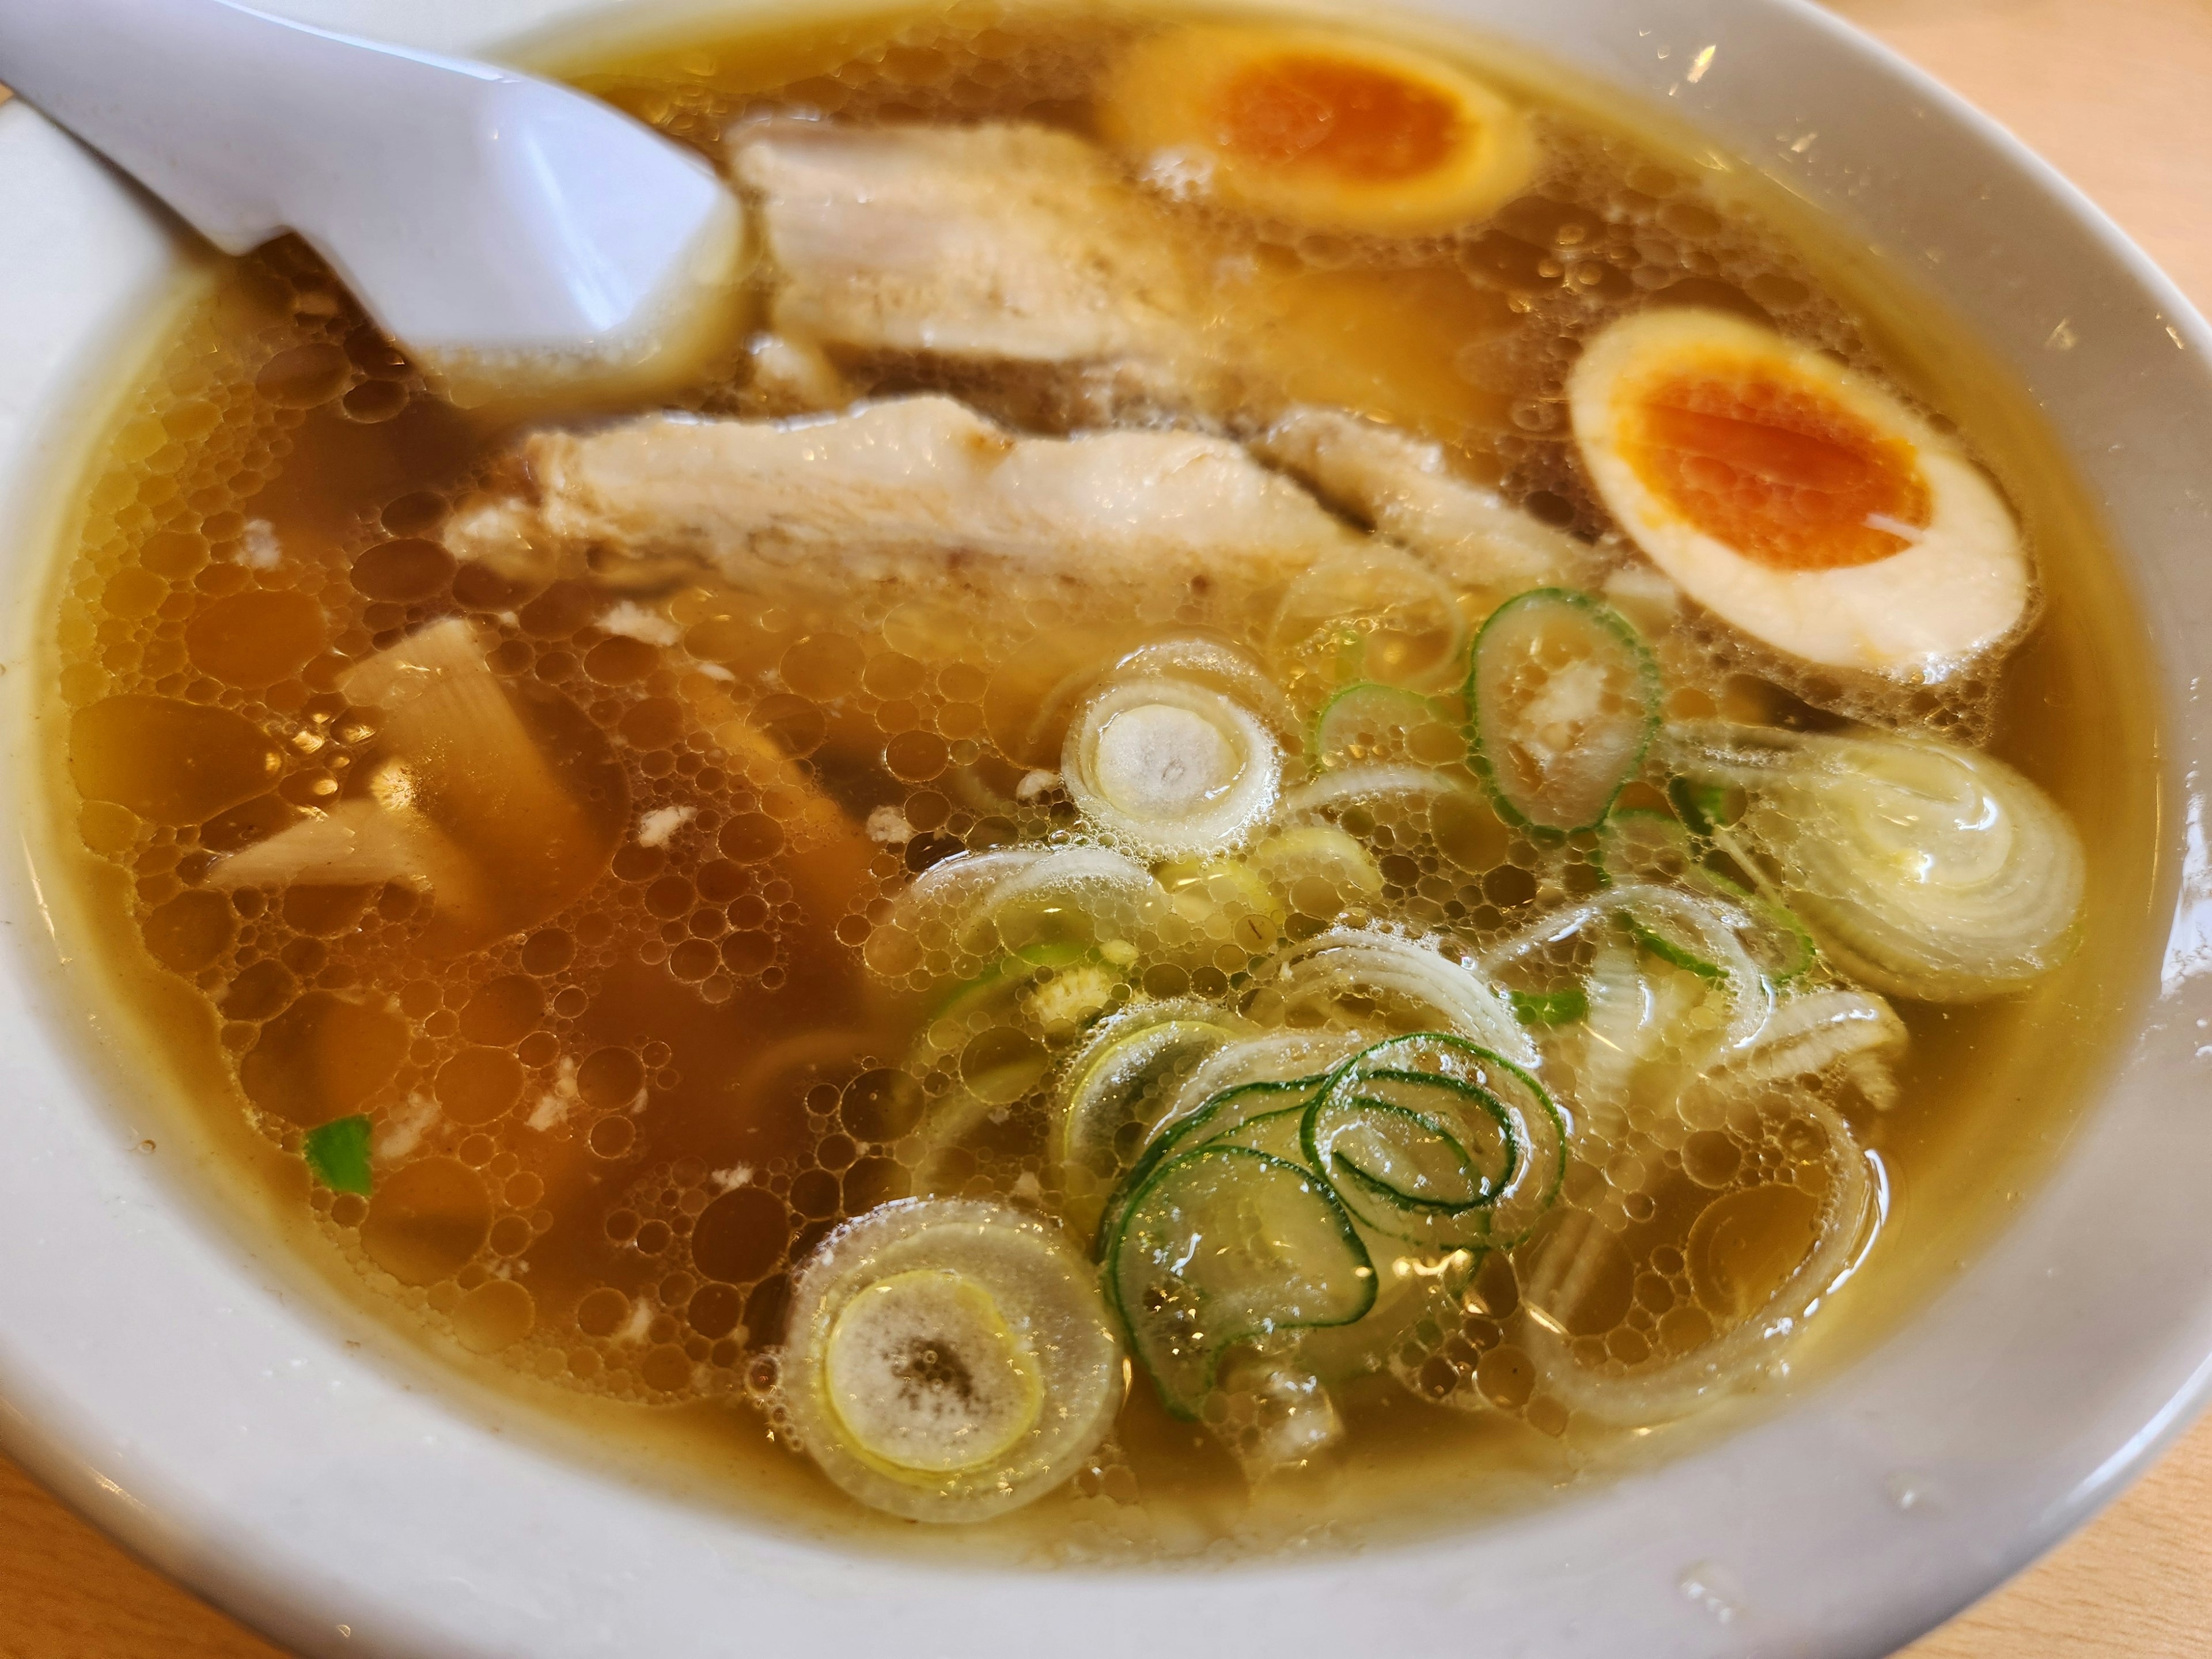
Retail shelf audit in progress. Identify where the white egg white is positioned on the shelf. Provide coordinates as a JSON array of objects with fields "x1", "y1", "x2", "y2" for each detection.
[{"x1": 1568, "y1": 308, "x2": 2028, "y2": 677}]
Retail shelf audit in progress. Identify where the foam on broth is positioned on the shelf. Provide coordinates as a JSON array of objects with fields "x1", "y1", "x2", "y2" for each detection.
[{"x1": 29, "y1": 0, "x2": 2161, "y2": 1560}]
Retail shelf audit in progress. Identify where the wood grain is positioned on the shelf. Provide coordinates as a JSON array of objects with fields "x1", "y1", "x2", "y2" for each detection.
[
  {"x1": 0, "y1": 1452, "x2": 286, "y2": 1659},
  {"x1": 1830, "y1": 0, "x2": 2212, "y2": 315},
  {"x1": 1903, "y1": 1419, "x2": 2212, "y2": 1658},
  {"x1": 4, "y1": 1, "x2": 2211, "y2": 1653}
]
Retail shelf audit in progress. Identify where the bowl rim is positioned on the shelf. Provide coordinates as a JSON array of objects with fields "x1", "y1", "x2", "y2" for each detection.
[{"x1": 2, "y1": 1, "x2": 2210, "y2": 1655}]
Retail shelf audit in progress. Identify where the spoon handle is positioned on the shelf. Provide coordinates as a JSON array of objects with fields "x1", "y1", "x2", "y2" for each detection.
[{"x1": 0, "y1": 0, "x2": 742, "y2": 383}]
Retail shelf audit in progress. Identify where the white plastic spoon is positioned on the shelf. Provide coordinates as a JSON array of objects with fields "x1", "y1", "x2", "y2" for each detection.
[{"x1": 0, "y1": 0, "x2": 748, "y2": 403}]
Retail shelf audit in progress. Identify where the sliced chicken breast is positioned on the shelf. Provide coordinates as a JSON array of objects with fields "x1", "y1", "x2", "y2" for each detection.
[
  {"x1": 732, "y1": 120, "x2": 1200, "y2": 404},
  {"x1": 445, "y1": 394, "x2": 1366, "y2": 605},
  {"x1": 1256, "y1": 406, "x2": 1603, "y2": 595}
]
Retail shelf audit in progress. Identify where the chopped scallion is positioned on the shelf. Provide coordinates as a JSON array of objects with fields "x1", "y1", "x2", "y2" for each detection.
[
  {"x1": 1508, "y1": 987, "x2": 1589, "y2": 1026},
  {"x1": 303, "y1": 1113, "x2": 373, "y2": 1195}
]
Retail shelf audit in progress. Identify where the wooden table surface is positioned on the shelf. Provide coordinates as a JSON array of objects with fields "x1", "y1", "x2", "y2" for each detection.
[{"x1": 5, "y1": 1, "x2": 2212, "y2": 1653}]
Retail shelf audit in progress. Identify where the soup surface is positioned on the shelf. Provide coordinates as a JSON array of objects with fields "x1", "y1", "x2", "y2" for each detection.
[{"x1": 37, "y1": 0, "x2": 2160, "y2": 1557}]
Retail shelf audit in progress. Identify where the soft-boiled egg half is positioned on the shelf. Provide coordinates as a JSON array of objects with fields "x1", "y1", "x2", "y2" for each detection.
[
  {"x1": 1567, "y1": 308, "x2": 2028, "y2": 677},
  {"x1": 1097, "y1": 25, "x2": 1535, "y2": 236}
]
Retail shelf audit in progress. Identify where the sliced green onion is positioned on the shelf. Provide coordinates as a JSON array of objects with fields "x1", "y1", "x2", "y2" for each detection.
[
  {"x1": 1278, "y1": 762, "x2": 1472, "y2": 821},
  {"x1": 1270, "y1": 544, "x2": 1469, "y2": 692},
  {"x1": 1202, "y1": 1101, "x2": 1313, "y2": 1164},
  {"x1": 779, "y1": 1198, "x2": 1121, "y2": 1522},
  {"x1": 1324, "y1": 1100, "x2": 1487, "y2": 1211},
  {"x1": 1154, "y1": 855, "x2": 1285, "y2": 961},
  {"x1": 1095, "y1": 1036, "x2": 1356, "y2": 1256},
  {"x1": 1304, "y1": 1082, "x2": 1505, "y2": 1249},
  {"x1": 1597, "y1": 808, "x2": 1815, "y2": 984},
  {"x1": 302, "y1": 1114, "x2": 373, "y2": 1196},
  {"x1": 1102, "y1": 1080, "x2": 1330, "y2": 1254},
  {"x1": 1101, "y1": 1032, "x2": 1565, "y2": 1417},
  {"x1": 880, "y1": 846, "x2": 1046, "y2": 967},
  {"x1": 1315, "y1": 1033, "x2": 1565, "y2": 1247},
  {"x1": 1665, "y1": 721, "x2": 2085, "y2": 1002},
  {"x1": 929, "y1": 940, "x2": 1097, "y2": 1027},
  {"x1": 1053, "y1": 1000, "x2": 1248, "y2": 1235},
  {"x1": 1245, "y1": 824, "x2": 1386, "y2": 919},
  {"x1": 1063, "y1": 676, "x2": 1281, "y2": 859},
  {"x1": 1483, "y1": 883, "x2": 1772, "y2": 1054},
  {"x1": 1623, "y1": 910, "x2": 1725, "y2": 982},
  {"x1": 1508, "y1": 987, "x2": 1589, "y2": 1027},
  {"x1": 1148, "y1": 1030, "x2": 1381, "y2": 1149},
  {"x1": 1593, "y1": 807, "x2": 1698, "y2": 885},
  {"x1": 1310, "y1": 681, "x2": 1440, "y2": 771},
  {"x1": 1698, "y1": 988, "x2": 1908, "y2": 1111},
  {"x1": 1108, "y1": 1146, "x2": 1375, "y2": 1419},
  {"x1": 914, "y1": 944, "x2": 1128, "y2": 1119},
  {"x1": 1668, "y1": 774, "x2": 1738, "y2": 835},
  {"x1": 1468, "y1": 588, "x2": 1660, "y2": 834},
  {"x1": 978, "y1": 845, "x2": 1161, "y2": 957},
  {"x1": 1729, "y1": 883, "x2": 1817, "y2": 987}
]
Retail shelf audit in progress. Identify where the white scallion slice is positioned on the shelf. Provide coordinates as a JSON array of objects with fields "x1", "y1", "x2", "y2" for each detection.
[
  {"x1": 1105, "y1": 635, "x2": 1301, "y2": 748},
  {"x1": 874, "y1": 846, "x2": 1047, "y2": 976},
  {"x1": 1697, "y1": 988, "x2": 1908, "y2": 1111},
  {"x1": 825, "y1": 1268, "x2": 1043, "y2": 1475},
  {"x1": 1468, "y1": 588, "x2": 1660, "y2": 834},
  {"x1": 1063, "y1": 676, "x2": 1281, "y2": 859},
  {"x1": 1270, "y1": 544, "x2": 1469, "y2": 691},
  {"x1": 778, "y1": 1199, "x2": 1120, "y2": 1523},
  {"x1": 1247, "y1": 824, "x2": 1386, "y2": 906},
  {"x1": 1665, "y1": 721, "x2": 2085, "y2": 1002},
  {"x1": 1517, "y1": 1101, "x2": 1874, "y2": 1426},
  {"x1": 976, "y1": 844, "x2": 1164, "y2": 957},
  {"x1": 1573, "y1": 937, "x2": 1644, "y2": 1111},
  {"x1": 1252, "y1": 927, "x2": 1539, "y2": 1070},
  {"x1": 1278, "y1": 762, "x2": 1469, "y2": 820},
  {"x1": 1481, "y1": 884, "x2": 1771, "y2": 1054},
  {"x1": 1054, "y1": 999, "x2": 1250, "y2": 1233},
  {"x1": 1154, "y1": 855, "x2": 1285, "y2": 959}
]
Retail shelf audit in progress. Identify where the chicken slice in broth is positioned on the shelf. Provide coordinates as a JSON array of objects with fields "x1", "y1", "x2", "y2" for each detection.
[
  {"x1": 1256, "y1": 406, "x2": 1605, "y2": 599},
  {"x1": 732, "y1": 120, "x2": 1213, "y2": 418},
  {"x1": 444, "y1": 393, "x2": 1367, "y2": 603}
]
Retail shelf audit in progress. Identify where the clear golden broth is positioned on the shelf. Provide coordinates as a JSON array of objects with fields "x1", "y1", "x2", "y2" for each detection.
[{"x1": 28, "y1": 0, "x2": 2163, "y2": 1562}]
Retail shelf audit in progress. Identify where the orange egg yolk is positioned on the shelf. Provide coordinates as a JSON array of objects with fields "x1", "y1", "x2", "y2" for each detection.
[
  {"x1": 1622, "y1": 358, "x2": 1931, "y2": 570},
  {"x1": 1211, "y1": 55, "x2": 1460, "y2": 182}
]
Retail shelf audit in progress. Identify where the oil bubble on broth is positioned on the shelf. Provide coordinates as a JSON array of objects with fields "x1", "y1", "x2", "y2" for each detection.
[{"x1": 37, "y1": 0, "x2": 2157, "y2": 1558}]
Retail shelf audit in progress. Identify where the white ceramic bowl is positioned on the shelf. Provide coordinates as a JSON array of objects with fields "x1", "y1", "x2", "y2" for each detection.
[{"x1": 3, "y1": 2, "x2": 2209, "y2": 1654}]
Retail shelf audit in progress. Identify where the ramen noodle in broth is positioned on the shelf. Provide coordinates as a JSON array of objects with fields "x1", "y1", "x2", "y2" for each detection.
[{"x1": 42, "y1": 1, "x2": 2158, "y2": 1549}]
